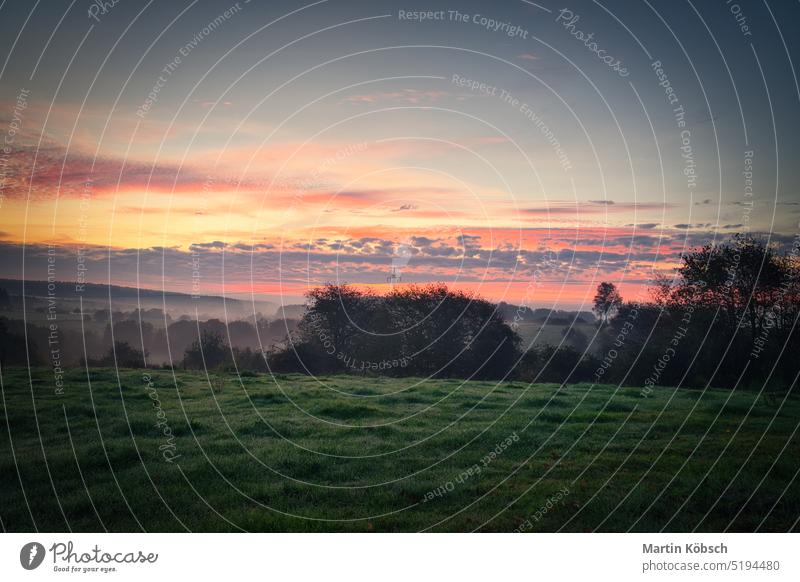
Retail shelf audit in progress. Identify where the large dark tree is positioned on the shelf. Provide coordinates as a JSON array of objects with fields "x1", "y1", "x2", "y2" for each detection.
[
  {"x1": 272, "y1": 283, "x2": 521, "y2": 379},
  {"x1": 605, "y1": 234, "x2": 800, "y2": 389},
  {"x1": 665, "y1": 235, "x2": 797, "y2": 349}
]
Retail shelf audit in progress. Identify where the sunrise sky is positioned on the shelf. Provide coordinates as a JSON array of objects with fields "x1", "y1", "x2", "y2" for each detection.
[{"x1": 1, "y1": 0, "x2": 798, "y2": 307}]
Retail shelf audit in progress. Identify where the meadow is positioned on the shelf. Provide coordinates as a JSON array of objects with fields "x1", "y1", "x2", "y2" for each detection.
[{"x1": 1, "y1": 367, "x2": 797, "y2": 532}]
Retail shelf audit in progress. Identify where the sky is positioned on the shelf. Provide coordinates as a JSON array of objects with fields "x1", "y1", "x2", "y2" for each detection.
[{"x1": 1, "y1": 0, "x2": 798, "y2": 308}]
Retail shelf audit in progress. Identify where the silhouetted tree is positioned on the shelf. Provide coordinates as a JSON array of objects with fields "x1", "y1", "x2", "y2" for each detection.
[
  {"x1": 0, "y1": 288, "x2": 11, "y2": 310},
  {"x1": 603, "y1": 234, "x2": 799, "y2": 389},
  {"x1": 183, "y1": 330, "x2": 229, "y2": 370},
  {"x1": 110, "y1": 341, "x2": 147, "y2": 368},
  {"x1": 82, "y1": 341, "x2": 147, "y2": 368},
  {"x1": 593, "y1": 282, "x2": 622, "y2": 324},
  {"x1": 271, "y1": 283, "x2": 521, "y2": 379},
  {"x1": 0, "y1": 318, "x2": 34, "y2": 365}
]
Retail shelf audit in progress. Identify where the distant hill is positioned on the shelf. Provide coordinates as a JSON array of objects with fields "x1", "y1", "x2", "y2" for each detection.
[
  {"x1": 1, "y1": 278, "x2": 199, "y2": 301},
  {"x1": 274, "y1": 304, "x2": 307, "y2": 320},
  {"x1": 0, "y1": 278, "x2": 276, "y2": 318}
]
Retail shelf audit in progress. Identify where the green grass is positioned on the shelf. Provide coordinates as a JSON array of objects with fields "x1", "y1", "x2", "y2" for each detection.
[{"x1": 1, "y1": 367, "x2": 798, "y2": 532}]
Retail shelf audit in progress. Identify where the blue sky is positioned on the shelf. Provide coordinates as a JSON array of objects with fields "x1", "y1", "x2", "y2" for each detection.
[{"x1": 0, "y1": 0, "x2": 798, "y2": 305}]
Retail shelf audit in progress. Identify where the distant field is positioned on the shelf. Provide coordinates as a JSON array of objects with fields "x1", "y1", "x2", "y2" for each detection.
[
  {"x1": 1, "y1": 368, "x2": 798, "y2": 532},
  {"x1": 515, "y1": 321, "x2": 598, "y2": 349}
]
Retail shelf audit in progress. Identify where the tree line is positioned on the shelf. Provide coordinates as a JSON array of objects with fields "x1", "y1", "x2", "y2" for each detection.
[
  {"x1": 595, "y1": 234, "x2": 799, "y2": 390},
  {"x1": 0, "y1": 315, "x2": 296, "y2": 370},
  {"x1": 264, "y1": 234, "x2": 798, "y2": 389},
  {"x1": 2, "y1": 234, "x2": 797, "y2": 391}
]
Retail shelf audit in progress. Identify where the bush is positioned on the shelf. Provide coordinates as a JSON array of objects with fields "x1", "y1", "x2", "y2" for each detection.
[{"x1": 268, "y1": 283, "x2": 521, "y2": 379}]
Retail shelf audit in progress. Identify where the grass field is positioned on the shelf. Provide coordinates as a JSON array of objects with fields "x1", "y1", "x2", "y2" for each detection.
[{"x1": 1, "y1": 367, "x2": 798, "y2": 532}]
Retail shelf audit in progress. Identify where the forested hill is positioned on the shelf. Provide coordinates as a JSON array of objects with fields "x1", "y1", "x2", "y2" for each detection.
[
  {"x1": 0, "y1": 278, "x2": 276, "y2": 318},
  {"x1": 0, "y1": 278, "x2": 197, "y2": 301}
]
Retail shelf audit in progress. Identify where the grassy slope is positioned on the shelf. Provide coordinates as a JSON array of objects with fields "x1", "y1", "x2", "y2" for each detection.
[{"x1": 1, "y1": 367, "x2": 798, "y2": 532}]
